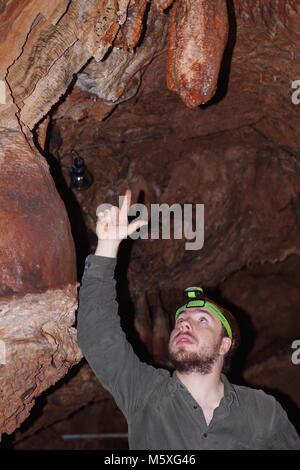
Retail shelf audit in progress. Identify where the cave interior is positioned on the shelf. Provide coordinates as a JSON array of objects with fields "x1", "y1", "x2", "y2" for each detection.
[{"x1": 0, "y1": 0, "x2": 300, "y2": 450}]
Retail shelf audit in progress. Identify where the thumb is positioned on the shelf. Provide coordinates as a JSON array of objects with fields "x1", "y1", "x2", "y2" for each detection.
[{"x1": 127, "y1": 219, "x2": 148, "y2": 237}]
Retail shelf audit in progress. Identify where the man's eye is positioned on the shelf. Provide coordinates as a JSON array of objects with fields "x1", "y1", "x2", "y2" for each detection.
[{"x1": 199, "y1": 317, "x2": 207, "y2": 323}]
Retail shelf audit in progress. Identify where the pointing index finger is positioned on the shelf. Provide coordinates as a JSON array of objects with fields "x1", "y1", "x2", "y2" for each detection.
[{"x1": 119, "y1": 189, "x2": 131, "y2": 223}]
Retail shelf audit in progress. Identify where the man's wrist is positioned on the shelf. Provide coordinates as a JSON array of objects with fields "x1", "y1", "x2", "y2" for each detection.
[{"x1": 94, "y1": 240, "x2": 120, "y2": 258}]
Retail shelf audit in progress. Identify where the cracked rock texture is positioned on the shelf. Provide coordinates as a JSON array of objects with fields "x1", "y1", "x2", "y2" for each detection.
[{"x1": 0, "y1": 286, "x2": 81, "y2": 435}]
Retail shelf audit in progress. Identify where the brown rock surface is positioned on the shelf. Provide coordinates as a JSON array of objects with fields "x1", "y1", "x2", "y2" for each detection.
[
  {"x1": 233, "y1": 0, "x2": 300, "y2": 154},
  {"x1": 14, "y1": 398, "x2": 128, "y2": 450},
  {"x1": 0, "y1": 0, "x2": 232, "y2": 131},
  {"x1": 118, "y1": 0, "x2": 148, "y2": 50},
  {"x1": 12, "y1": 363, "x2": 110, "y2": 443},
  {"x1": 166, "y1": 0, "x2": 229, "y2": 107},
  {"x1": 244, "y1": 351, "x2": 300, "y2": 422},
  {"x1": 0, "y1": 126, "x2": 80, "y2": 438},
  {"x1": 0, "y1": 129, "x2": 76, "y2": 296},
  {"x1": 220, "y1": 257, "x2": 300, "y2": 366},
  {"x1": 0, "y1": 285, "x2": 81, "y2": 435},
  {"x1": 76, "y1": 3, "x2": 167, "y2": 104},
  {"x1": 153, "y1": 0, "x2": 174, "y2": 14}
]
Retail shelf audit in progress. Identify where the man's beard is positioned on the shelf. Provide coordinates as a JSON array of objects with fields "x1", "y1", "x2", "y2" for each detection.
[{"x1": 167, "y1": 338, "x2": 221, "y2": 375}]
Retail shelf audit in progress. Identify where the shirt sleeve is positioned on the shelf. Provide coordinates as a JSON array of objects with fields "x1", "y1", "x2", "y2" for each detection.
[
  {"x1": 77, "y1": 254, "x2": 164, "y2": 420},
  {"x1": 269, "y1": 398, "x2": 300, "y2": 449}
]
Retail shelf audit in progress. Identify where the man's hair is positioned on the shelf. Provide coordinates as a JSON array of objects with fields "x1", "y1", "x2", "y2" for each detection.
[{"x1": 207, "y1": 299, "x2": 240, "y2": 373}]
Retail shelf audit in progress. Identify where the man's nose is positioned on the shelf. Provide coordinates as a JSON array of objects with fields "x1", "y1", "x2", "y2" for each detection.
[{"x1": 179, "y1": 319, "x2": 191, "y2": 331}]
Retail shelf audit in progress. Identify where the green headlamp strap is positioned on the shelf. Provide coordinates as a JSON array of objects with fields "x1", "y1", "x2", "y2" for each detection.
[{"x1": 175, "y1": 291, "x2": 233, "y2": 340}]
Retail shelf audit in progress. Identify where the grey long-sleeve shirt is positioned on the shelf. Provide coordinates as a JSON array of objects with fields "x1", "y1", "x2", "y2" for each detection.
[{"x1": 77, "y1": 254, "x2": 300, "y2": 450}]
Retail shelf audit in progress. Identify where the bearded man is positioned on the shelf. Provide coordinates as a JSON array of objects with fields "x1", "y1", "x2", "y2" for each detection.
[{"x1": 77, "y1": 190, "x2": 300, "y2": 450}]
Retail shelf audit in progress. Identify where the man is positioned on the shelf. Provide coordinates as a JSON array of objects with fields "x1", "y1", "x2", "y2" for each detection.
[{"x1": 77, "y1": 190, "x2": 300, "y2": 450}]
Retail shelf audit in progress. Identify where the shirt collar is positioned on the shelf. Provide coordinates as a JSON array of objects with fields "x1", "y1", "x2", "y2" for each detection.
[
  {"x1": 168, "y1": 370, "x2": 239, "y2": 407},
  {"x1": 220, "y1": 373, "x2": 240, "y2": 406}
]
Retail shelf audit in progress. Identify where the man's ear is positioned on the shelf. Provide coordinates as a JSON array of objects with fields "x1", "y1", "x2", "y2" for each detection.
[{"x1": 219, "y1": 337, "x2": 232, "y2": 356}]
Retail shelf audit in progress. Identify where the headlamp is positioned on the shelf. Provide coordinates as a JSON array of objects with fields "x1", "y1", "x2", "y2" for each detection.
[{"x1": 175, "y1": 287, "x2": 233, "y2": 340}]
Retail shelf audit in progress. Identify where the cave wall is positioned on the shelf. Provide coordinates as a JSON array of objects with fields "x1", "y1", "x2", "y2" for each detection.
[{"x1": 0, "y1": 127, "x2": 80, "y2": 435}]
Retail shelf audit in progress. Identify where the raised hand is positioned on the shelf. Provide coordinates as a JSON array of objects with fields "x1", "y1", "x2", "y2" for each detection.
[{"x1": 95, "y1": 189, "x2": 148, "y2": 257}]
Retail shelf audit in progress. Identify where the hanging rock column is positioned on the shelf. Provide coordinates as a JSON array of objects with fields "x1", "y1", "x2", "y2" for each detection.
[{"x1": 0, "y1": 128, "x2": 81, "y2": 436}]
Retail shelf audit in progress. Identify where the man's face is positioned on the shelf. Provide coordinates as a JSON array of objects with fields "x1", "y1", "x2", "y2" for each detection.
[{"x1": 167, "y1": 307, "x2": 226, "y2": 374}]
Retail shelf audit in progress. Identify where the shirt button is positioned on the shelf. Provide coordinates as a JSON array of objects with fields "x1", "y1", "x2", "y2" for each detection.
[
  {"x1": 193, "y1": 405, "x2": 198, "y2": 409},
  {"x1": 203, "y1": 433, "x2": 208, "y2": 438}
]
